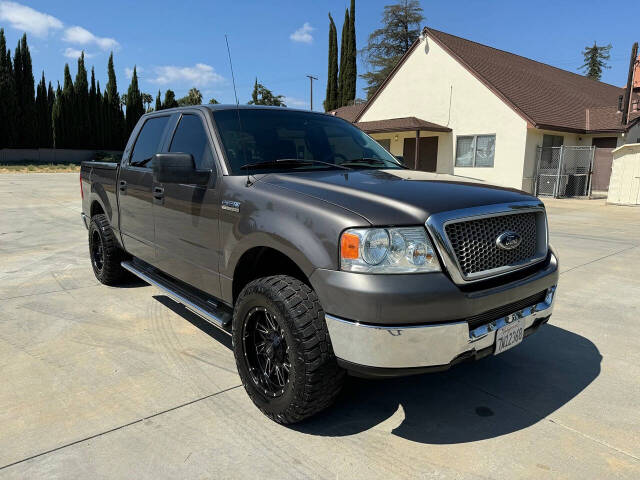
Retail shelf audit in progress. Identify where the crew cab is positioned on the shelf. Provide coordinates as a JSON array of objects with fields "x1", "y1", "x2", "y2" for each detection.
[{"x1": 80, "y1": 105, "x2": 558, "y2": 424}]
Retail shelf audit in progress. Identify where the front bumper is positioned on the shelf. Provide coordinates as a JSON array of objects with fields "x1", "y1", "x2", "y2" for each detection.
[{"x1": 326, "y1": 285, "x2": 556, "y2": 375}]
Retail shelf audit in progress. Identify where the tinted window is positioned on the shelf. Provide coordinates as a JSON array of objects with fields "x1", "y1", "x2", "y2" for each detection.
[
  {"x1": 213, "y1": 109, "x2": 401, "y2": 174},
  {"x1": 169, "y1": 114, "x2": 214, "y2": 169},
  {"x1": 129, "y1": 116, "x2": 170, "y2": 167}
]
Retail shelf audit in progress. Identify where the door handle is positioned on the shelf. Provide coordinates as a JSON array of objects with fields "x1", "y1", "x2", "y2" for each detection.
[
  {"x1": 153, "y1": 186, "x2": 164, "y2": 200},
  {"x1": 118, "y1": 180, "x2": 127, "y2": 192}
]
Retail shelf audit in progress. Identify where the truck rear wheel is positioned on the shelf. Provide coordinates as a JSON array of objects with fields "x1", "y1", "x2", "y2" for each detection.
[
  {"x1": 89, "y1": 214, "x2": 128, "y2": 286},
  {"x1": 232, "y1": 275, "x2": 344, "y2": 424}
]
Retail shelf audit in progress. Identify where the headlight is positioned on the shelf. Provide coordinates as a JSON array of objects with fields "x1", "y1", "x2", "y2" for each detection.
[{"x1": 340, "y1": 227, "x2": 441, "y2": 273}]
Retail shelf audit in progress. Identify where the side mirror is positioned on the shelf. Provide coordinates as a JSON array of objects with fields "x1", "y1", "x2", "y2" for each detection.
[{"x1": 152, "y1": 153, "x2": 210, "y2": 185}]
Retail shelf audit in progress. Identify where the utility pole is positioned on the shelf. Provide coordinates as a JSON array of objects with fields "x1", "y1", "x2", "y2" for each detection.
[{"x1": 306, "y1": 75, "x2": 318, "y2": 111}]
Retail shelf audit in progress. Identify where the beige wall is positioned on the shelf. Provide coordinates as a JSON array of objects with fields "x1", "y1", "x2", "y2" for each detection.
[
  {"x1": 360, "y1": 34, "x2": 529, "y2": 190},
  {"x1": 608, "y1": 143, "x2": 640, "y2": 205}
]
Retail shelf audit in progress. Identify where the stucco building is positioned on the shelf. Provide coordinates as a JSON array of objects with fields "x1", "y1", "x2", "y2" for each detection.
[{"x1": 331, "y1": 28, "x2": 640, "y2": 194}]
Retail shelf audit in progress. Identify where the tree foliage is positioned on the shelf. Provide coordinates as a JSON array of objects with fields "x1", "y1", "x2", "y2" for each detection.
[
  {"x1": 324, "y1": 13, "x2": 339, "y2": 111},
  {"x1": 125, "y1": 66, "x2": 144, "y2": 136},
  {"x1": 155, "y1": 90, "x2": 162, "y2": 111},
  {"x1": 208, "y1": 97, "x2": 220, "y2": 104},
  {"x1": 162, "y1": 89, "x2": 179, "y2": 109},
  {"x1": 0, "y1": 28, "x2": 19, "y2": 147},
  {"x1": 248, "y1": 78, "x2": 286, "y2": 106},
  {"x1": 580, "y1": 42, "x2": 612, "y2": 80},
  {"x1": 177, "y1": 87, "x2": 203, "y2": 106},
  {"x1": 360, "y1": 0, "x2": 424, "y2": 99}
]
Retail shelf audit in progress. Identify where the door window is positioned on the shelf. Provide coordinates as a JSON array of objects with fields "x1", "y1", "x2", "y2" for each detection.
[
  {"x1": 129, "y1": 116, "x2": 170, "y2": 168},
  {"x1": 169, "y1": 114, "x2": 214, "y2": 169}
]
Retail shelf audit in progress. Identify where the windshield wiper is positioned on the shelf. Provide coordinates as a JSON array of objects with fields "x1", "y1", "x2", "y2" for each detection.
[
  {"x1": 240, "y1": 158, "x2": 351, "y2": 171},
  {"x1": 340, "y1": 157, "x2": 406, "y2": 169}
]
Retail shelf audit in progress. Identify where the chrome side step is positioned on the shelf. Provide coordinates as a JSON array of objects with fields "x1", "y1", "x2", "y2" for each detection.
[{"x1": 121, "y1": 260, "x2": 232, "y2": 335}]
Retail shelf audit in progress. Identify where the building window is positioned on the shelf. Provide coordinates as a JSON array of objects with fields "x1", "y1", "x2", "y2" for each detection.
[
  {"x1": 377, "y1": 138, "x2": 391, "y2": 152},
  {"x1": 455, "y1": 135, "x2": 495, "y2": 167}
]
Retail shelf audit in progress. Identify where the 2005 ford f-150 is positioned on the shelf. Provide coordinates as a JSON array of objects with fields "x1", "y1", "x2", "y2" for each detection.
[{"x1": 81, "y1": 105, "x2": 559, "y2": 424}]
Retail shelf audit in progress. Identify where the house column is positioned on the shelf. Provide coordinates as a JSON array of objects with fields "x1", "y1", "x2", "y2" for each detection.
[{"x1": 414, "y1": 130, "x2": 420, "y2": 169}]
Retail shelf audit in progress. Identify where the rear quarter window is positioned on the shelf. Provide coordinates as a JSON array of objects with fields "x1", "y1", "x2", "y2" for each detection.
[{"x1": 129, "y1": 116, "x2": 171, "y2": 168}]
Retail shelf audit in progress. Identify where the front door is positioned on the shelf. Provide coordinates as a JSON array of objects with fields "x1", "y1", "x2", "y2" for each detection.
[
  {"x1": 118, "y1": 115, "x2": 172, "y2": 264},
  {"x1": 403, "y1": 136, "x2": 438, "y2": 172},
  {"x1": 153, "y1": 112, "x2": 222, "y2": 299}
]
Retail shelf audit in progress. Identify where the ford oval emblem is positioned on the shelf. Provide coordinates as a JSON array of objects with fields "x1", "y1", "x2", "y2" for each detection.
[{"x1": 496, "y1": 231, "x2": 522, "y2": 250}]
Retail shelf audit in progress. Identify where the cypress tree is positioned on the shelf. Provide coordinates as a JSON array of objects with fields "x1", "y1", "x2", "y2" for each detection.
[
  {"x1": 35, "y1": 72, "x2": 51, "y2": 147},
  {"x1": 0, "y1": 29, "x2": 18, "y2": 148},
  {"x1": 345, "y1": 0, "x2": 357, "y2": 104},
  {"x1": 324, "y1": 13, "x2": 339, "y2": 111},
  {"x1": 89, "y1": 67, "x2": 97, "y2": 148},
  {"x1": 12, "y1": 34, "x2": 36, "y2": 147},
  {"x1": 155, "y1": 90, "x2": 162, "y2": 111},
  {"x1": 52, "y1": 81, "x2": 62, "y2": 148},
  {"x1": 337, "y1": 8, "x2": 349, "y2": 106},
  {"x1": 96, "y1": 80, "x2": 104, "y2": 148},
  {"x1": 125, "y1": 66, "x2": 144, "y2": 136},
  {"x1": 46, "y1": 81, "x2": 54, "y2": 147},
  {"x1": 105, "y1": 52, "x2": 125, "y2": 149},
  {"x1": 74, "y1": 52, "x2": 89, "y2": 148}
]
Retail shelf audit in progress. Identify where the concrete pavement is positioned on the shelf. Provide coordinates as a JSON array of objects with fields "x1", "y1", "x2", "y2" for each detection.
[{"x1": 0, "y1": 173, "x2": 638, "y2": 479}]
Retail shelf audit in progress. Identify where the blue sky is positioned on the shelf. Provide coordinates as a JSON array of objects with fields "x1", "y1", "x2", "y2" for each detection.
[{"x1": 0, "y1": 1, "x2": 637, "y2": 110}]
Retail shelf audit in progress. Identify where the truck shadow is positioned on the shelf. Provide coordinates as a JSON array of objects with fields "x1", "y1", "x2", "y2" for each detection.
[
  {"x1": 151, "y1": 296, "x2": 601, "y2": 444},
  {"x1": 295, "y1": 324, "x2": 602, "y2": 444}
]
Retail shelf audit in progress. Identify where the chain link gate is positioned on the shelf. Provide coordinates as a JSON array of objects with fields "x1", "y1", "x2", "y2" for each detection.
[{"x1": 534, "y1": 146, "x2": 595, "y2": 198}]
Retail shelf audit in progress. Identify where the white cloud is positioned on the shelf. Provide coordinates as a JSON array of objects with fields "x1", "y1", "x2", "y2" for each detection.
[
  {"x1": 283, "y1": 96, "x2": 308, "y2": 108},
  {"x1": 149, "y1": 63, "x2": 224, "y2": 87},
  {"x1": 63, "y1": 25, "x2": 119, "y2": 51},
  {"x1": 0, "y1": 1, "x2": 63, "y2": 37},
  {"x1": 290, "y1": 22, "x2": 314, "y2": 44},
  {"x1": 63, "y1": 47, "x2": 94, "y2": 59}
]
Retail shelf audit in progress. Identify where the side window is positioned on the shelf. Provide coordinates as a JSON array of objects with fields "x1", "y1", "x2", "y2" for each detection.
[
  {"x1": 169, "y1": 114, "x2": 214, "y2": 169},
  {"x1": 129, "y1": 116, "x2": 170, "y2": 167}
]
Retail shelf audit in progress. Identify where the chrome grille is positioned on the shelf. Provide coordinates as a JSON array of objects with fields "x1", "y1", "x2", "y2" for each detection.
[{"x1": 444, "y1": 212, "x2": 537, "y2": 277}]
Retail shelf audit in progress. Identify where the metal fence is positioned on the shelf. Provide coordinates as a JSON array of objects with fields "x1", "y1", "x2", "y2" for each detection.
[{"x1": 534, "y1": 146, "x2": 595, "y2": 198}]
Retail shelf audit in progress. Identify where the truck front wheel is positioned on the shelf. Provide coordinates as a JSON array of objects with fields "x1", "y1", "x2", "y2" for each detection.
[
  {"x1": 88, "y1": 214, "x2": 128, "y2": 286},
  {"x1": 232, "y1": 275, "x2": 345, "y2": 424}
]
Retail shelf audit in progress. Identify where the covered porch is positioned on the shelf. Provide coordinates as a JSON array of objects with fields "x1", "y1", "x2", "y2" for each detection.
[{"x1": 355, "y1": 117, "x2": 452, "y2": 173}]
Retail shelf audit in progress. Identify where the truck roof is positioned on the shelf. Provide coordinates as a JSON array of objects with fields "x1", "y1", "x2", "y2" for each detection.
[{"x1": 144, "y1": 104, "x2": 331, "y2": 116}]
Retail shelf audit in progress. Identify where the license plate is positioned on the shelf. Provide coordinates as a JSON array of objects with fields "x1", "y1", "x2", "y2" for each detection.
[{"x1": 494, "y1": 317, "x2": 525, "y2": 355}]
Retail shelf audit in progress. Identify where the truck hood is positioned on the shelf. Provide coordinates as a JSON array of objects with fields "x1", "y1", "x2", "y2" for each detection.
[{"x1": 261, "y1": 169, "x2": 537, "y2": 225}]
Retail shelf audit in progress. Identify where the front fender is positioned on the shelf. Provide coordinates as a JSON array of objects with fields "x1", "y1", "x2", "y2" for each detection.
[{"x1": 218, "y1": 178, "x2": 370, "y2": 299}]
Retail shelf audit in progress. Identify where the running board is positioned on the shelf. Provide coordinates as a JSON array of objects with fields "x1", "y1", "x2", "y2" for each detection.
[{"x1": 121, "y1": 260, "x2": 232, "y2": 335}]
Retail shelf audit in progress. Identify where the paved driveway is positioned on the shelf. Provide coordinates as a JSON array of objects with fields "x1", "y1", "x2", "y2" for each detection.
[{"x1": 1, "y1": 173, "x2": 639, "y2": 479}]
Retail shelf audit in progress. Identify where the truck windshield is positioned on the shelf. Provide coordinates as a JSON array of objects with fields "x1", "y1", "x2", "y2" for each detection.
[{"x1": 212, "y1": 109, "x2": 403, "y2": 174}]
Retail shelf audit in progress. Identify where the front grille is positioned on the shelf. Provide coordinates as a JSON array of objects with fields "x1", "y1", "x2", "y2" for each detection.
[
  {"x1": 445, "y1": 212, "x2": 537, "y2": 277},
  {"x1": 466, "y1": 290, "x2": 547, "y2": 330}
]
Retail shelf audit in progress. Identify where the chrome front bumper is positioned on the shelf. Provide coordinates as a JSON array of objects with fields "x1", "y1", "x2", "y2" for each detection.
[{"x1": 325, "y1": 286, "x2": 556, "y2": 370}]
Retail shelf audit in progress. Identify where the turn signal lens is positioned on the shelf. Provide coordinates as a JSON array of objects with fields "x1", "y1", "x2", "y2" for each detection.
[{"x1": 340, "y1": 232, "x2": 360, "y2": 259}]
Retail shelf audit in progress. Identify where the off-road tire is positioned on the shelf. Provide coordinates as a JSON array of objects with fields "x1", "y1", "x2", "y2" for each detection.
[
  {"x1": 89, "y1": 214, "x2": 128, "y2": 286},
  {"x1": 232, "y1": 275, "x2": 345, "y2": 424}
]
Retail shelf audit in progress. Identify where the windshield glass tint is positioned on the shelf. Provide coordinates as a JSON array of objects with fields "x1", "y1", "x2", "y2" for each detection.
[{"x1": 212, "y1": 109, "x2": 401, "y2": 174}]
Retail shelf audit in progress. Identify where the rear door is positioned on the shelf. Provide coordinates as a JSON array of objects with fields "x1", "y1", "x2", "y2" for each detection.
[
  {"x1": 153, "y1": 111, "x2": 222, "y2": 298},
  {"x1": 118, "y1": 114, "x2": 171, "y2": 264}
]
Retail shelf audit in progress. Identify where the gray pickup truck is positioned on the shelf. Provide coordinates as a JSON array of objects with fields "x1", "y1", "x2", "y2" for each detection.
[{"x1": 81, "y1": 105, "x2": 559, "y2": 424}]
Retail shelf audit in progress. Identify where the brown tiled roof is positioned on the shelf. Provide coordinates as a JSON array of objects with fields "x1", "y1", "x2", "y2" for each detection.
[
  {"x1": 355, "y1": 116, "x2": 451, "y2": 133},
  {"x1": 586, "y1": 106, "x2": 624, "y2": 132},
  {"x1": 356, "y1": 28, "x2": 628, "y2": 133},
  {"x1": 328, "y1": 104, "x2": 365, "y2": 122}
]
